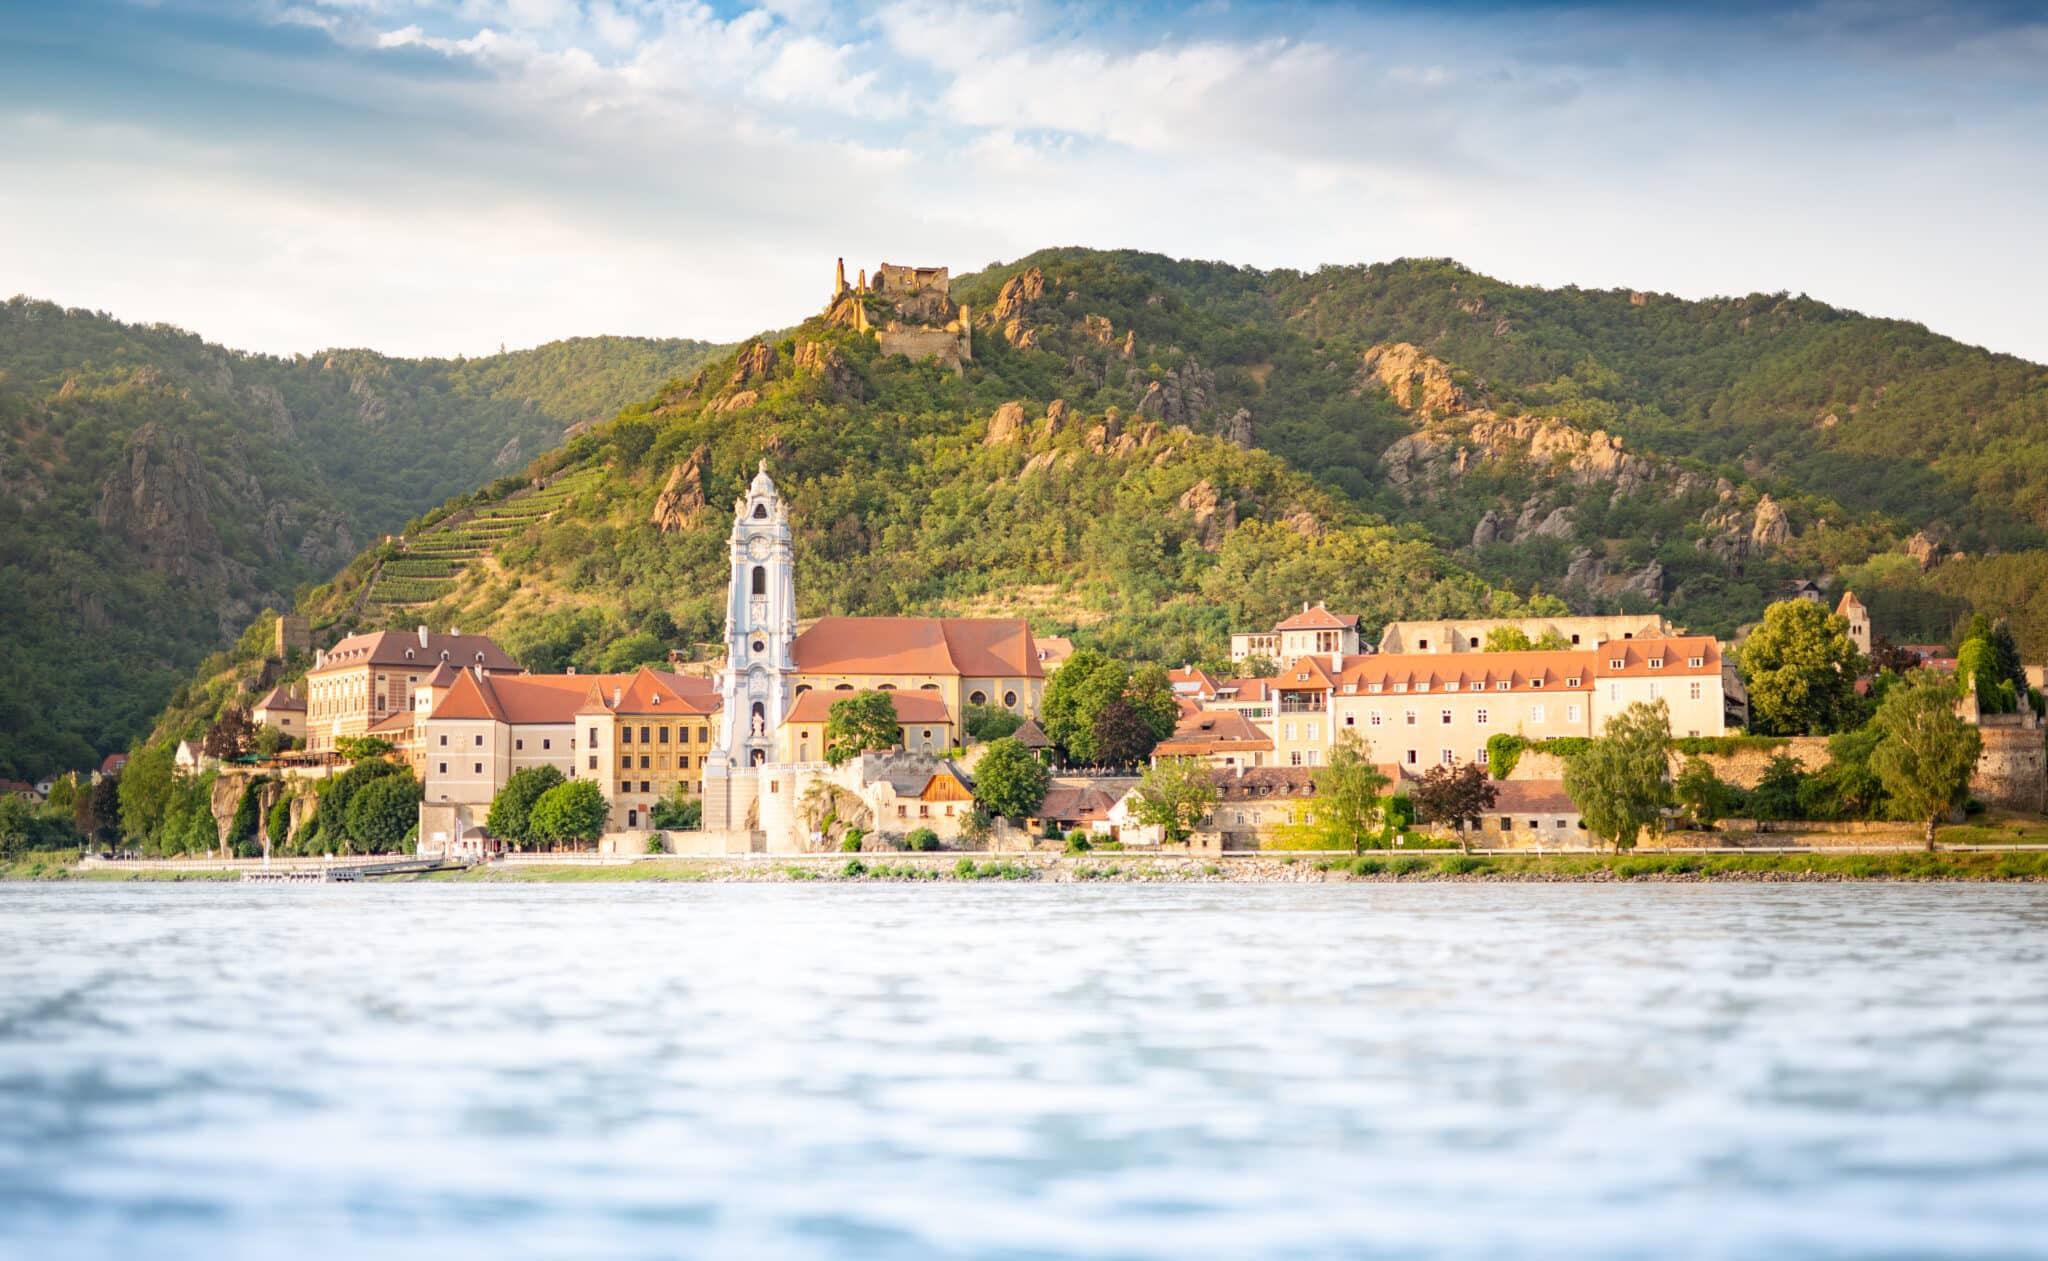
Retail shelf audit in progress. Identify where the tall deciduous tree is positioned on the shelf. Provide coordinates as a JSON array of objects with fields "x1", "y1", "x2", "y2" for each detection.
[
  {"x1": 487, "y1": 765, "x2": 566, "y2": 846},
  {"x1": 973, "y1": 737, "x2": 1050, "y2": 821},
  {"x1": 1090, "y1": 699, "x2": 1157, "y2": 769},
  {"x1": 1869, "y1": 671, "x2": 1982, "y2": 848},
  {"x1": 1564, "y1": 699, "x2": 1673, "y2": 852},
  {"x1": 528, "y1": 780, "x2": 611, "y2": 846},
  {"x1": 1411, "y1": 760, "x2": 1497, "y2": 853},
  {"x1": 345, "y1": 773, "x2": 422, "y2": 853},
  {"x1": 1739, "y1": 600, "x2": 1866, "y2": 735},
  {"x1": 1128, "y1": 756, "x2": 1220, "y2": 845},
  {"x1": 1312, "y1": 732, "x2": 1391, "y2": 853},
  {"x1": 1040, "y1": 650, "x2": 1126, "y2": 764},
  {"x1": 825, "y1": 690, "x2": 903, "y2": 766}
]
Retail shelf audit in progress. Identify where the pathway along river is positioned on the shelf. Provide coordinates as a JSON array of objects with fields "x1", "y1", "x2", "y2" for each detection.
[{"x1": 1, "y1": 883, "x2": 2043, "y2": 1259}]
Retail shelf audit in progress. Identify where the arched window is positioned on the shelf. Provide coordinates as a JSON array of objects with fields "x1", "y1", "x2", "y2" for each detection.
[
  {"x1": 969, "y1": 690, "x2": 987, "y2": 705},
  {"x1": 751, "y1": 566, "x2": 766, "y2": 596},
  {"x1": 834, "y1": 683, "x2": 854, "y2": 692},
  {"x1": 795, "y1": 684, "x2": 812, "y2": 697},
  {"x1": 752, "y1": 504, "x2": 767, "y2": 520},
  {"x1": 878, "y1": 683, "x2": 896, "y2": 691},
  {"x1": 1003, "y1": 690, "x2": 1018, "y2": 708}
]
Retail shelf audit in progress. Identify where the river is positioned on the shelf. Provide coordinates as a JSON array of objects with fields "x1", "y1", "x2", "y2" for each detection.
[{"x1": 1, "y1": 883, "x2": 2043, "y2": 1259}]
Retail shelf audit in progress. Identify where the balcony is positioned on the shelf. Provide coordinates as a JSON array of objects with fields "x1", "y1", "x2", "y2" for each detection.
[{"x1": 1278, "y1": 699, "x2": 1326, "y2": 715}]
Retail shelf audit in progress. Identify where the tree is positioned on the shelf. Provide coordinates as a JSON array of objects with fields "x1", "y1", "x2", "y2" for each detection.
[
  {"x1": 1239, "y1": 655, "x2": 1278, "y2": 679},
  {"x1": 1990, "y1": 619, "x2": 2026, "y2": 695},
  {"x1": 1128, "y1": 757, "x2": 1220, "y2": 845},
  {"x1": 486, "y1": 765, "x2": 566, "y2": 845},
  {"x1": 1957, "y1": 625, "x2": 2017, "y2": 714},
  {"x1": 1672, "y1": 757, "x2": 1735, "y2": 827},
  {"x1": 1739, "y1": 600, "x2": 1866, "y2": 735},
  {"x1": 1869, "y1": 633, "x2": 1921, "y2": 677},
  {"x1": 1563, "y1": 699, "x2": 1672, "y2": 852},
  {"x1": 964, "y1": 703, "x2": 1023, "y2": 742},
  {"x1": 528, "y1": 780, "x2": 610, "y2": 847},
  {"x1": 1531, "y1": 628, "x2": 1573, "y2": 651},
  {"x1": 317, "y1": 757, "x2": 404, "y2": 851},
  {"x1": 1311, "y1": 732, "x2": 1390, "y2": 853},
  {"x1": 1800, "y1": 727, "x2": 1888, "y2": 821},
  {"x1": 76, "y1": 774, "x2": 122, "y2": 848},
  {"x1": 597, "y1": 632, "x2": 666, "y2": 673},
  {"x1": 333, "y1": 735, "x2": 396, "y2": 763},
  {"x1": 1483, "y1": 627, "x2": 1534, "y2": 652},
  {"x1": 117, "y1": 742, "x2": 176, "y2": 844},
  {"x1": 649, "y1": 789, "x2": 701, "y2": 831},
  {"x1": 0, "y1": 795, "x2": 33, "y2": 859},
  {"x1": 227, "y1": 780, "x2": 264, "y2": 854},
  {"x1": 201, "y1": 706, "x2": 258, "y2": 760},
  {"x1": 973, "y1": 737, "x2": 1050, "y2": 820},
  {"x1": 1748, "y1": 755, "x2": 1807, "y2": 821},
  {"x1": 1091, "y1": 699, "x2": 1157, "y2": 768},
  {"x1": 1411, "y1": 761, "x2": 1497, "y2": 852},
  {"x1": 1124, "y1": 663, "x2": 1181, "y2": 742},
  {"x1": 266, "y1": 792, "x2": 294, "y2": 850},
  {"x1": 1869, "y1": 671, "x2": 1982, "y2": 848},
  {"x1": 344, "y1": 773, "x2": 423, "y2": 852},
  {"x1": 1039, "y1": 649, "x2": 1126, "y2": 764},
  {"x1": 825, "y1": 690, "x2": 902, "y2": 766}
]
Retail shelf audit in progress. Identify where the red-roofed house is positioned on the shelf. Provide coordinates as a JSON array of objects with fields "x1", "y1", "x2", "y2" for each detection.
[
  {"x1": 1229, "y1": 601, "x2": 1361, "y2": 664},
  {"x1": 781, "y1": 688, "x2": 957, "y2": 763},
  {"x1": 306, "y1": 625, "x2": 521, "y2": 753},
  {"x1": 790, "y1": 616, "x2": 1044, "y2": 722},
  {"x1": 1154, "y1": 710, "x2": 1273, "y2": 768}
]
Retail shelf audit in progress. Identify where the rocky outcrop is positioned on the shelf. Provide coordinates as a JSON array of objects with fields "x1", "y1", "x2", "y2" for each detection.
[
  {"x1": 1177, "y1": 479, "x2": 1237, "y2": 551},
  {"x1": 1082, "y1": 314, "x2": 1116, "y2": 347},
  {"x1": 294, "y1": 510, "x2": 356, "y2": 573},
  {"x1": 1906, "y1": 530, "x2": 1944, "y2": 570},
  {"x1": 245, "y1": 384, "x2": 296, "y2": 442},
  {"x1": 491, "y1": 436, "x2": 523, "y2": 471},
  {"x1": 1357, "y1": 343, "x2": 1466, "y2": 420},
  {"x1": 1042, "y1": 399, "x2": 1072, "y2": 440},
  {"x1": 793, "y1": 339, "x2": 858, "y2": 396},
  {"x1": 984, "y1": 401, "x2": 1028, "y2": 446},
  {"x1": 1221, "y1": 407, "x2": 1254, "y2": 448},
  {"x1": 347, "y1": 372, "x2": 389, "y2": 428},
  {"x1": 651, "y1": 446, "x2": 710, "y2": 533},
  {"x1": 1751, "y1": 494, "x2": 1790, "y2": 546},
  {"x1": 729, "y1": 340, "x2": 777, "y2": 388},
  {"x1": 95, "y1": 424, "x2": 219, "y2": 578},
  {"x1": 993, "y1": 268, "x2": 1047, "y2": 347},
  {"x1": 1473, "y1": 510, "x2": 1504, "y2": 547}
]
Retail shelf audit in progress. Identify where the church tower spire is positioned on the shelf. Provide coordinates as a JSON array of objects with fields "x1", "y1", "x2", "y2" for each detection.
[{"x1": 702, "y1": 461, "x2": 796, "y2": 832}]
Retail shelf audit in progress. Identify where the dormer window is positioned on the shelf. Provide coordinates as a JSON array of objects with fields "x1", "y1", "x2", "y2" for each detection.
[
  {"x1": 405, "y1": 649, "x2": 415, "y2": 660},
  {"x1": 1496, "y1": 681, "x2": 1509, "y2": 691},
  {"x1": 1648, "y1": 659, "x2": 1663, "y2": 669},
  {"x1": 1567, "y1": 677, "x2": 1581, "y2": 687},
  {"x1": 1393, "y1": 683, "x2": 1407, "y2": 693},
  {"x1": 1531, "y1": 679, "x2": 1544, "y2": 689},
  {"x1": 1445, "y1": 681, "x2": 1459, "y2": 693},
  {"x1": 1609, "y1": 658, "x2": 1625, "y2": 669},
  {"x1": 1688, "y1": 656, "x2": 1704, "y2": 668}
]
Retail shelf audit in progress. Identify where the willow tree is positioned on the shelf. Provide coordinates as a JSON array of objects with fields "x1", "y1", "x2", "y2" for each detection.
[
  {"x1": 1869, "y1": 671, "x2": 1981, "y2": 849},
  {"x1": 1564, "y1": 700, "x2": 1672, "y2": 852}
]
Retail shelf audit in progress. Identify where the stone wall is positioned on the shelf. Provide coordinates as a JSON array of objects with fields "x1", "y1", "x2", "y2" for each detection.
[
  {"x1": 1973, "y1": 724, "x2": 2047, "y2": 812},
  {"x1": 877, "y1": 324, "x2": 971, "y2": 372},
  {"x1": 1506, "y1": 737, "x2": 1828, "y2": 789}
]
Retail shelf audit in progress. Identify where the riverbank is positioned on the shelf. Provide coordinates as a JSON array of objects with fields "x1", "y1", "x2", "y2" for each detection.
[{"x1": 12, "y1": 849, "x2": 2047, "y2": 883}]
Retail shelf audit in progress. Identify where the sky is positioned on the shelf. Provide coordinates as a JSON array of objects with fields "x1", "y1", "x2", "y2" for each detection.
[{"x1": 2, "y1": 0, "x2": 2046, "y2": 361}]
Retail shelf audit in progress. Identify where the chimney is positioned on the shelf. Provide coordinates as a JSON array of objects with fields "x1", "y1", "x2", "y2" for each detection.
[
  {"x1": 451, "y1": 626, "x2": 460, "y2": 637},
  {"x1": 1302, "y1": 601, "x2": 1309, "y2": 613},
  {"x1": 613, "y1": 687, "x2": 623, "y2": 707},
  {"x1": 418, "y1": 625, "x2": 429, "y2": 648},
  {"x1": 566, "y1": 666, "x2": 576, "y2": 675}
]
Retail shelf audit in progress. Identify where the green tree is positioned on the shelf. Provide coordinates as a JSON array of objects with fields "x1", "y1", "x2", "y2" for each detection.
[
  {"x1": 1800, "y1": 727, "x2": 1888, "y2": 820},
  {"x1": 1310, "y1": 731, "x2": 1391, "y2": 853},
  {"x1": 825, "y1": 690, "x2": 903, "y2": 765},
  {"x1": 1956, "y1": 628, "x2": 2016, "y2": 714},
  {"x1": 1091, "y1": 699, "x2": 1158, "y2": 768},
  {"x1": 1239, "y1": 655, "x2": 1278, "y2": 679},
  {"x1": 1039, "y1": 649, "x2": 1126, "y2": 764},
  {"x1": 1128, "y1": 756, "x2": 1220, "y2": 845},
  {"x1": 973, "y1": 736, "x2": 1050, "y2": 820},
  {"x1": 964, "y1": 703, "x2": 1024, "y2": 742},
  {"x1": 1990, "y1": 619, "x2": 2026, "y2": 694},
  {"x1": 904, "y1": 826, "x2": 941, "y2": 852},
  {"x1": 266, "y1": 792, "x2": 294, "y2": 850},
  {"x1": 1531, "y1": 628, "x2": 1573, "y2": 651},
  {"x1": 227, "y1": 780, "x2": 264, "y2": 854},
  {"x1": 1410, "y1": 760, "x2": 1497, "y2": 853},
  {"x1": 486, "y1": 765, "x2": 566, "y2": 845},
  {"x1": 1563, "y1": 699, "x2": 1672, "y2": 852},
  {"x1": 117, "y1": 743, "x2": 177, "y2": 845},
  {"x1": 1672, "y1": 757, "x2": 1735, "y2": 827},
  {"x1": 1748, "y1": 755, "x2": 1807, "y2": 821},
  {"x1": 317, "y1": 757, "x2": 404, "y2": 851},
  {"x1": 0, "y1": 795, "x2": 33, "y2": 859},
  {"x1": 77, "y1": 774, "x2": 123, "y2": 848},
  {"x1": 649, "y1": 789, "x2": 701, "y2": 830},
  {"x1": 1869, "y1": 671, "x2": 1982, "y2": 848},
  {"x1": 1483, "y1": 627, "x2": 1534, "y2": 652},
  {"x1": 597, "y1": 632, "x2": 667, "y2": 673},
  {"x1": 1739, "y1": 600, "x2": 1866, "y2": 735},
  {"x1": 529, "y1": 779, "x2": 610, "y2": 846},
  {"x1": 333, "y1": 735, "x2": 396, "y2": 763},
  {"x1": 1124, "y1": 663, "x2": 1181, "y2": 742},
  {"x1": 345, "y1": 773, "x2": 423, "y2": 852}
]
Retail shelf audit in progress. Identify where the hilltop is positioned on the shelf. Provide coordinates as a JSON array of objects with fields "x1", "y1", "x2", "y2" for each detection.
[{"x1": 0, "y1": 298, "x2": 722, "y2": 777}]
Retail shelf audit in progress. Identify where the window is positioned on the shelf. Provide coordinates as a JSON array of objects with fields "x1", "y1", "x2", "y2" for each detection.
[
  {"x1": 1344, "y1": 714, "x2": 1356, "y2": 727},
  {"x1": 1567, "y1": 704, "x2": 1582, "y2": 722},
  {"x1": 621, "y1": 755, "x2": 632, "y2": 769},
  {"x1": 1440, "y1": 748, "x2": 1454, "y2": 765},
  {"x1": 438, "y1": 762, "x2": 447, "y2": 774},
  {"x1": 1688, "y1": 656, "x2": 1704, "y2": 668},
  {"x1": 1290, "y1": 751, "x2": 1302, "y2": 767},
  {"x1": 542, "y1": 739, "x2": 551, "y2": 750},
  {"x1": 1566, "y1": 677, "x2": 1581, "y2": 688},
  {"x1": 439, "y1": 735, "x2": 448, "y2": 747},
  {"x1": 1405, "y1": 709, "x2": 1417, "y2": 726},
  {"x1": 588, "y1": 756, "x2": 597, "y2": 770},
  {"x1": 1610, "y1": 658, "x2": 1625, "y2": 669},
  {"x1": 897, "y1": 805, "x2": 908, "y2": 818},
  {"x1": 640, "y1": 755, "x2": 651, "y2": 770},
  {"x1": 641, "y1": 781, "x2": 651, "y2": 794},
  {"x1": 1004, "y1": 691, "x2": 1018, "y2": 708},
  {"x1": 473, "y1": 762, "x2": 482, "y2": 774},
  {"x1": 751, "y1": 565, "x2": 766, "y2": 596},
  {"x1": 1690, "y1": 682, "x2": 1703, "y2": 701},
  {"x1": 1284, "y1": 722, "x2": 1296, "y2": 740},
  {"x1": 1304, "y1": 750, "x2": 1319, "y2": 766},
  {"x1": 1440, "y1": 709, "x2": 1453, "y2": 725},
  {"x1": 1393, "y1": 683, "x2": 1407, "y2": 693},
  {"x1": 621, "y1": 727, "x2": 632, "y2": 744},
  {"x1": 1531, "y1": 679, "x2": 1544, "y2": 689},
  {"x1": 1418, "y1": 638, "x2": 1430, "y2": 650},
  {"x1": 1306, "y1": 722, "x2": 1319, "y2": 740},
  {"x1": 1530, "y1": 704, "x2": 1545, "y2": 724},
  {"x1": 1370, "y1": 711, "x2": 1383, "y2": 727},
  {"x1": 1476, "y1": 708, "x2": 1489, "y2": 726},
  {"x1": 1496, "y1": 681, "x2": 1509, "y2": 691},
  {"x1": 1648, "y1": 658, "x2": 1663, "y2": 670},
  {"x1": 969, "y1": 690, "x2": 987, "y2": 705},
  {"x1": 588, "y1": 727, "x2": 599, "y2": 744},
  {"x1": 640, "y1": 726, "x2": 650, "y2": 743},
  {"x1": 1648, "y1": 683, "x2": 1659, "y2": 700},
  {"x1": 1406, "y1": 749, "x2": 1418, "y2": 764},
  {"x1": 1610, "y1": 683, "x2": 1622, "y2": 702},
  {"x1": 515, "y1": 738, "x2": 525, "y2": 751},
  {"x1": 473, "y1": 734, "x2": 483, "y2": 747},
  {"x1": 1446, "y1": 681, "x2": 1459, "y2": 693},
  {"x1": 919, "y1": 805, "x2": 930, "y2": 818},
  {"x1": 1368, "y1": 683, "x2": 1383, "y2": 694},
  {"x1": 1477, "y1": 745, "x2": 1489, "y2": 765},
  {"x1": 679, "y1": 728, "x2": 690, "y2": 744}
]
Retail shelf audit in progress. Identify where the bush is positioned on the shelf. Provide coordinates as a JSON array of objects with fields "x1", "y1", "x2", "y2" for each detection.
[
  {"x1": 905, "y1": 827, "x2": 941, "y2": 852},
  {"x1": 840, "y1": 834, "x2": 864, "y2": 853},
  {"x1": 1440, "y1": 855, "x2": 1490, "y2": 876},
  {"x1": 645, "y1": 834, "x2": 666, "y2": 855},
  {"x1": 842, "y1": 858, "x2": 868, "y2": 878},
  {"x1": 1064, "y1": 833, "x2": 1092, "y2": 854},
  {"x1": 1389, "y1": 856, "x2": 1429, "y2": 877}
]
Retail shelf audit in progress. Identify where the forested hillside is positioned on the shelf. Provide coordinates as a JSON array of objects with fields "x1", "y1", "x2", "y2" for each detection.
[
  {"x1": 130, "y1": 247, "x2": 2048, "y2": 756},
  {"x1": 0, "y1": 298, "x2": 721, "y2": 777}
]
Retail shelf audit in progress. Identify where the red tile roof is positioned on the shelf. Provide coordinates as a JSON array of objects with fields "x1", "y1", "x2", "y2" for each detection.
[
  {"x1": 785, "y1": 689, "x2": 954, "y2": 725},
  {"x1": 1273, "y1": 603, "x2": 1359, "y2": 631},
  {"x1": 1338, "y1": 650, "x2": 1599, "y2": 694},
  {"x1": 1155, "y1": 710, "x2": 1274, "y2": 756},
  {"x1": 1590, "y1": 637, "x2": 1721, "y2": 678},
  {"x1": 794, "y1": 617, "x2": 1042, "y2": 680},
  {"x1": 315, "y1": 630, "x2": 520, "y2": 674},
  {"x1": 1489, "y1": 779, "x2": 1578, "y2": 815},
  {"x1": 254, "y1": 686, "x2": 305, "y2": 712},
  {"x1": 430, "y1": 667, "x2": 720, "y2": 725}
]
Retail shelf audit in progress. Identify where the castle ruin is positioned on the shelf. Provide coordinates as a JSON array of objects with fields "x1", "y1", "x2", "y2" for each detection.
[{"x1": 825, "y1": 257, "x2": 972, "y2": 373}]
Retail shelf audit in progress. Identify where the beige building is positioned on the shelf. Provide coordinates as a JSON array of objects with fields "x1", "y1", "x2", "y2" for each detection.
[
  {"x1": 1836, "y1": 590, "x2": 1871, "y2": 657},
  {"x1": 1154, "y1": 709, "x2": 1274, "y2": 769},
  {"x1": 781, "y1": 689, "x2": 957, "y2": 764},
  {"x1": 1229, "y1": 602, "x2": 1363, "y2": 664},
  {"x1": 251, "y1": 686, "x2": 305, "y2": 738},
  {"x1": 305, "y1": 626, "x2": 520, "y2": 753},
  {"x1": 1375, "y1": 614, "x2": 1674, "y2": 656},
  {"x1": 790, "y1": 616, "x2": 1045, "y2": 724}
]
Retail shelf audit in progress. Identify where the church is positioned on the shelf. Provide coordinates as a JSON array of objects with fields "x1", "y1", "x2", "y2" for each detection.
[{"x1": 699, "y1": 462, "x2": 1045, "y2": 850}]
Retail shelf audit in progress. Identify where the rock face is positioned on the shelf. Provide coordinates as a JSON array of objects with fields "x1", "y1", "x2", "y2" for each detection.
[
  {"x1": 1134, "y1": 358, "x2": 1216, "y2": 427},
  {"x1": 491, "y1": 435, "x2": 523, "y2": 471},
  {"x1": 651, "y1": 446, "x2": 710, "y2": 533},
  {"x1": 1082, "y1": 314, "x2": 1116, "y2": 347},
  {"x1": 1357, "y1": 343, "x2": 1466, "y2": 420},
  {"x1": 984, "y1": 401, "x2": 1028, "y2": 446},
  {"x1": 1221, "y1": 407, "x2": 1254, "y2": 448},
  {"x1": 1906, "y1": 529, "x2": 1944, "y2": 570},
  {"x1": 1042, "y1": 399, "x2": 1071, "y2": 439},
  {"x1": 793, "y1": 339, "x2": 858, "y2": 396},
  {"x1": 1751, "y1": 494, "x2": 1791, "y2": 546},
  {"x1": 1473, "y1": 510, "x2": 1504, "y2": 547},
  {"x1": 992, "y1": 267, "x2": 1047, "y2": 347},
  {"x1": 95, "y1": 424, "x2": 219, "y2": 578},
  {"x1": 1177, "y1": 479, "x2": 1238, "y2": 551},
  {"x1": 730, "y1": 340, "x2": 778, "y2": 388}
]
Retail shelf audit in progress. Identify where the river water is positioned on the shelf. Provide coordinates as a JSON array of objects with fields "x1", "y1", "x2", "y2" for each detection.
[{"x1": 1, "y1": 883, "x2": 2044, "y2": 1259}]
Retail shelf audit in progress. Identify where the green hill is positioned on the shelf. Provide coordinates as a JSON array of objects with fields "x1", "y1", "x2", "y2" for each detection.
[
  {"x1": 114, "y1": 247, "x2": 2048, "y2": 757},
  {"x1": 0, "y1": 297, "x2": 722, "y2": 777}
]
